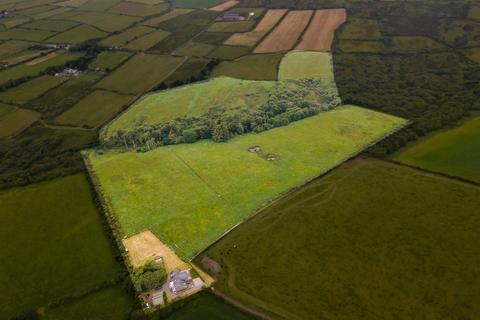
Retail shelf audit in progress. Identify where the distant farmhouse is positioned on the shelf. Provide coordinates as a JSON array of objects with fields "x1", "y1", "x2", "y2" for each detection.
[
  {"x1": 218, "y1": 11, "x2": 255, "y2": 21},
  {"x1": 0, "y1": 10, "x2": 9, "y2": 19},
  {"x1": 55, "y1": 68, "x2": 81, "y2": 78}
]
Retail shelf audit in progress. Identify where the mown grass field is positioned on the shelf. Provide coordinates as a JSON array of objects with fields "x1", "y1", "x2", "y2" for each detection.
[
  {"x1": 0, "y1": 174, "x2": 123, "y2": 319},
  {"x1": 43, "y1": 284, "x2": 134, "y2": 320},
  {"x1": 0, "y1": 102, "x2": 40, "y2": 138},
  {"x1": 123, "y1": 29, "x2": 170, "y2": 51},
  {"x1": 0, "y1": 28, "x2": 56, "y2": 41},
  {"x1": 211, "y1": 53, "x2": 283, "y2": 80},
  {"x1": 21, "y1": 19, "x2": 79, "y2": 32},
  {"x1": 100, "y1": 25, "x2": 155, "y2": 48},
  {"x1": 278, "y1": 51, "x2": 334, "y2": 83},
  {"x1": 0, "y1": 51, "x2": 84, "y2": 86},
  {"x1": 95, "y1": 53, "x2": 185, "y2": 94},
  {"x1": 89, "y1": 106, "x2": 406, "y2": 259},
  {"x1": 166, "y1": 293, "x2": 252, "y2": 320},
  {"x1": 393, "y1": 115, "x2": 480, "y2": 183},
  {"x1": 174, "y1": 0, "x2": 225, "y2": 9},
  {"x1": 103, "y1": 77, "x2": 275, "y2": 137},
  {"x1": 0, "y1": 75, "x2": 66, "y2": 105},
  {"x1": 199, "y1": 158, "x2": 480, "y2": 319},
  {"x1": 54, "y1": 90, "x2": 134, "y2": 128}
]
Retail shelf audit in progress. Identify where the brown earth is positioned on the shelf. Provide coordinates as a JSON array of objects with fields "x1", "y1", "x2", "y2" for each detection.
[
  {"x1": 209, "y1": 0, "x2": 239, "y2": 12},
  {"x1": 296, "y1": 8, "x2": 347, "y2": 51},
  {"x1": 254, "y1": 10, "x2": 313, "y2": 53},
  {"x1": 224, "y1": 9, "x2": 287, "y2": 47}
]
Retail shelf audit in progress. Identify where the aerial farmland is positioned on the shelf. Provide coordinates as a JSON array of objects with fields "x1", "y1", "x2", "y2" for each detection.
[{"x1": 0, "y1": 0, "x2": 479, "y2": 319}]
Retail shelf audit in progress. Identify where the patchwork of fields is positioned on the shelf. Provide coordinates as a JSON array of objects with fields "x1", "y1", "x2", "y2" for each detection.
[
  {"x1": 198, "y1": 158, "x2": 480, "y2": 319},
  {"x1": 88, "y1": 106, "x2": 406, "y2": 259}
]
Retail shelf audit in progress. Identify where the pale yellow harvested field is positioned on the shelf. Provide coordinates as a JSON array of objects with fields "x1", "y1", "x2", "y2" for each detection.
[
  {"x1": 25, "y1": 52, "x2": 57, "y2": 65},
  {"x1": 209, "y1": 0, "x2": 239, "y2": 12},
  {"x1": 224, "y1": 9, "x2": 287, "y2": 47},
  {"x1": 122, "y1": 230, "x2": 189, "y2": 272},
  {"x1": 296, "y1": 8, "x2": 347, "y2": 51},
  {"x1": 254, "y1": 10, "x2": 313, "y2": 53}
]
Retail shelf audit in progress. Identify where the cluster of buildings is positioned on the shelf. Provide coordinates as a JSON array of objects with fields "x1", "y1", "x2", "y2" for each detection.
[
  {"x1": 0, "y1": 10, "x2": 9, "y2": 19},
  {"x1": 219, "y1": 11, "x2": 255, "y2": 21},
  {"x1": 55, "y1": 68, "x2": 81, "y2": 78}
]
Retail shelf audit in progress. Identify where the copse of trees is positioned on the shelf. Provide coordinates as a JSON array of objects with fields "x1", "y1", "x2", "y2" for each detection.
[
  {"x1": 102, "y1": 79, "x2": 341, "y2": 152},
  {"x1": 131, "y1": 259, "x2": 167, "y2": 292}
]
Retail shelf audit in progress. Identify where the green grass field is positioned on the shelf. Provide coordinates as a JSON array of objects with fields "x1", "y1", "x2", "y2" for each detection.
[
  {"x1": 198, "y1": 158, "x2": 480, "y2": 319},
  {"x1": 0, "y1": 51, "x2": 84, "y2": 86},
  {"x1": 0, "y1": 75, "x2": 66, "y2": 105},
  {"x1": 43, "y1": 284, "x2": 134, "y2": 320},
  {"x1": 0, "y1": 102, "x2": 40, "y2": 138},
  {"x1": 0, "y1": 174, "x2": 123, "y2": 319},
  {"x1": 67, "y1": 12, "x2": 141, "y2": 32},
  {"x1": 100, "y1": 25, "x2": 155, "y2": 48},
  {"x1": 175, "y1": 41, "x2": 216, "y2": 57},
  {"x1": 207, "y1": 45, "x2": 251, "y2": 60},
  {"x1": 166, "y1": 293, "x2": 252, "y2": 320},
  {"x1": 0, "y1": 40, "x2": 34, "y2": 60},
  {"x1": 208, "y1": 21, "x2": 256, "y2": 33},
  {"x1": 46, "y1": 24, "x2": 108, "y2": 44},
  {"x1": 54, "y1": 90, "x2": 134, "y2": 128},
  {"x1": 102, "y1": 77, "x2": 275, "y2": 137},
  {"x1": 95, "y1": 53, "x2": 185, "y2": 94},
  {"x1": 22, "y1": 19, "x2": 79, "y2": 32},
  {"x1": 89, "y1": 51, "x2": 132, "y2": 71},
  {"x1": 163, "y1": 56, "x2": 210, "y2": 85},
  {"x1": 108, "y1": 1, "x2": 167, "y2": 17},
  {"x1": 211, "y1": 53, "x2": 283, "y2": 80},
  {"x1": 88, "y1": 106, "x2": 406, "y2": 259},
  {"x1": 463, "y1": 47, "x2": 480, "y2": 64},
  {"x1": 0, "y1": 28, "x2": 56, "y2": 41},
  {"x1": 392, "y1": 36, "x2": 444, "y2": 51},
  {"x1": 123, "y1": 29, "x2": 170, "y2": 51},
  {"x1": 278, "y1": 51, "x2": 334, "y2": 83},
  {"x1": 174, "y1": 0, "x2": 225, "y2": 9},
  {"x1": 393, "y1": 115, "x2": 480, "y2": 183}
]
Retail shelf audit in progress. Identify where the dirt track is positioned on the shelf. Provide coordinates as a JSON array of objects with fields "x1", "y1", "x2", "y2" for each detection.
[
  {"x1": 225, "y1": 9, "x2": 287, "y2": 46},
  {"x1": 254, "y1": 10, "x2": 313, "y2": 53},
  {"x1": 296, "y1": 9, "x2": 347, "y2": 51}
]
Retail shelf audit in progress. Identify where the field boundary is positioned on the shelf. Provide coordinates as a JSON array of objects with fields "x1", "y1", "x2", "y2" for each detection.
[{"x1": 190, "y1": 114, "x2": 409, "y2": 261}]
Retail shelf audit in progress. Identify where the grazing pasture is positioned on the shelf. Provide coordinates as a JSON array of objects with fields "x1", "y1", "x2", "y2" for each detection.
[
  {"x1": 175, "y1": 41, "x2": 216, "y2": 57},
  {"x1": 27, "y1": 73, "x2": 101, "y2": 118},
  {"x1": 54, "y1": 90, "x2": 134, "y2": 128},
  {"x1": 166, "y1": 293, "x2": 252, "y2": 320},
  {"x1": 44, "y1": 284, "x2": 134, "y2": 320},
  {"x1": 54, "y1": 0, "x2": 89, "y2": 7},
  {"x1": 207, "y1": 45, "x2": 250, "y2": 60},
  {"x1": 22, "y1": 19, "x2": 79, "y2": 32},
  {"x1": 89, "y1": 106, "x2": 406, "y2": 259},
  {"x1": 199, "y1": 158, "x2": 480, "y2": 319},
  {"x1": 254, "y1": 10, "x2": 313, "y2": 53},
  {"x1": 89, "y1": 51, "x2": 131, "y2": 70},
  {"x1": 0, "y1": 174, "x2": 123, "y2": 319},
  {"x1": 195, "y1": 32, "x2": 231, "y2": 45},
  {"x1": 77, "y1": 0, "x2": 123, "y2": 11},
  {"x1": 224, "y1": 9, "x2": 287, "y2": 47},
  {"x1": 0, "y1": 51, "x2": 84, "y2": 86},
  {"x1": 394, "y1": 115, "x2": 480, "y2": 183},
  {"x1": 209, "y1": 0, "x2": 239, "y2": 12},
  {"x1": 143, "y1": 8, "x2": 194, "y2": 26},
  {"x1": 163, "y1": 57, "x2": 210, "y2": 85},
  {"x1": 123, "y1": 29, "x2": 170, "y2": 51},
  {"x1": 278, "y1": 51, "x2": 334, "y2": 83},
  {"x1": 1, "y1": 17, "x2": 31, "y2": 29},
  {"x1": 108, "y1": 1, "x2": 167, "y2": 17},
  {"x1": 340, "y1": 18, "x2": 382, "y2": 40},
  {"x1": 100, "y1": 25, "x2": 155, "y2": 48},
  {"x1": 1, "y1": 49, "x2": 47, "y2": 66},
  {"x1": 95, "y1": 53, "x2": 185, "y2": 94},
  {"x1": 68, "y1": 12, "x2": 140, "y2": 32},
  {"x1": 211, "y1": 53, "x2": 283, "y2": 80},
  {"x1": 296, "y1": 9, "x2": 347, "y2": 51},
  {"x1": 103, "y1": 77, "x2": 275, "y2": 135},
  {"x1": 337, "y1": 39, "x2": 385, "y2": 52},
  {"x1": 0, "y1": 75, "x2": 66, "y2": 105},
  {"x1": 30, "y1": 6, "x2": 71, "y2": 20},
  {"x1": 469, "y1": 4, "x2": 480, "y2": 20},
  {"x1": 392, "y1": 36, "x2": 444, "y2": 51},
  {"x1": 46, "y1": 24, "x2": 108, "y2": 44},
  {"x1": 0, "y1": 28, "x2": 56, "y2": 41},
  {"x1": 0, "y1": 103, "x2": 40, "y2": 138}
]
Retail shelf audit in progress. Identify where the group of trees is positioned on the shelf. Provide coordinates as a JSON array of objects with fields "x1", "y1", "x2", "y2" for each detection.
[
  {"x1": 103, "y1": 79, "x2": 341, "y2": 152},
  {"x1": 131, "y1": 259, "x2": 167, "y2": 292}
]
